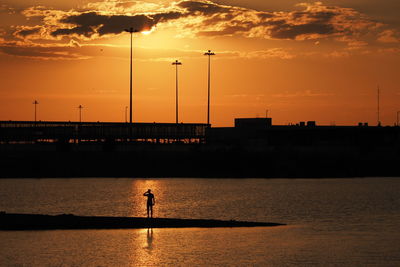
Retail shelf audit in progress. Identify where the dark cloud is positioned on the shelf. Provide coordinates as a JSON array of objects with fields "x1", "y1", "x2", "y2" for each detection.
[
  {"x1": 6, "y1": 0, "x2": 389, "y2": 52},
  {"x1": 177, "y1": 0, "x2": 233, "y2": 15},
  {"x1": 15, "y1": 26, "x2": 41, "y2": 37},
  {"x1": 152, "y1": 11, "x2": 183, "y2": 23},
  {"x1": 49, "y1": 1, "x2": 240, "y2": 39},
  {"x1": 269, "y1": 23, "x2": 336, "y2": 40},
  {"x1": 257, "y1": 12, "x2": 273, "y2": 20},
  {"x1": 2, "y1": 1, "x2": 396, "y2": 60},
  {"x1": 175, "y1": 1, "x2": 372, "y2": 40},
  {"x1": 291, "y1": 11, "x2": 336, "y2": 23},
  {"x1": 51, "y1": 11, "x2": 182, "y2": 37},
  {"x1": 269, "y1": 10, "x2": 337, "y2": 39},
  {"x1": 13, "y1": 1, "x2": 379, "y2": 42},
  {"x1": 52, "y1": 25, "x2": 96, "y2": 38}
]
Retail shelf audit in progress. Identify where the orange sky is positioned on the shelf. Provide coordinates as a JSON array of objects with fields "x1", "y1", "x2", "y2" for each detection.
[{"x1": 0, "y1": 0, "x2": 399, "y2": 126}]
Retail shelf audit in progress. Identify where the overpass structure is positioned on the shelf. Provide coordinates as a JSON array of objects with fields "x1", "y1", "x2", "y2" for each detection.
[
  {"x1": 0, "y1": 121, "x2": 208, "y2": 144},
  {"x1": 0, "y1": 118, "x2": 400, "y2": 178}
]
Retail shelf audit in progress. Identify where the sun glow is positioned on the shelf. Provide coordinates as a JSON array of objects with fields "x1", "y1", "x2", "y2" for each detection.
[{"x1": 141, "y1": 28, "x2": 155, "y2": 35}]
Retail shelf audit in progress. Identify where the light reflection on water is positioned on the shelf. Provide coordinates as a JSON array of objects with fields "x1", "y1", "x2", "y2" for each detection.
[
  {"x1": 145, "y1": 228, "x2": 154, "y2": 251},
  {"x1": 2, "y1": 225, "x2": 399, "y2": 266},
  {"x1": 1, "y1": 178, "x2": 400, "y2": 266}
]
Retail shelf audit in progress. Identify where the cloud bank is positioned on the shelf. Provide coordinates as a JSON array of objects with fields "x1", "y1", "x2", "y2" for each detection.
[
  {"x1": 1, "y1": 0, "x2": 398, "y2": 59},
  {"x1": 15, "y1": 1, "x2": 382, "y2": 41}
]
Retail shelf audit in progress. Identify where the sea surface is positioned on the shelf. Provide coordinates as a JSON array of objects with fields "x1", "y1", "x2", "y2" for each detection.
[{"x1": 1, "y1": 178, "x2": 399, "y2": 266}]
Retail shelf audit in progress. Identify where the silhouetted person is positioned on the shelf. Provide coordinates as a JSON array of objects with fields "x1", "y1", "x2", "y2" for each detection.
[{"x1": 143, "y1": 189, "x2": 155, "y2": 218}]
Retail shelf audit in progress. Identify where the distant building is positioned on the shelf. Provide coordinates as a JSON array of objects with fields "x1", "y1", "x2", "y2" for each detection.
[
  {"x1": 207, "y1": 117, "x2": 400, "y2": 148},
  {"x1": 234, "y1": 118, "x2": 272, "y2": 129}
]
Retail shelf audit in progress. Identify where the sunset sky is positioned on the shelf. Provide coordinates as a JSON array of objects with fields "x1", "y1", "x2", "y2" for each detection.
[{"x1": 1, "y1": 0, "x2": 399, "y2": 126}]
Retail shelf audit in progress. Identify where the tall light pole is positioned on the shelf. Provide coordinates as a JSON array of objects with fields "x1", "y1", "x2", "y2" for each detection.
[
  {"x1": 125, "y1": 106, "x2": 128, "y2": 123},
  {"x1": 172, "y1": 60, "x2": 182, "y2": 124},
  {"x1": 124, "y1": 27, "x2": 139, "y2": 124},
  {"x1": 33, "y1": 100, "x2": 39, "y2": 122},
  {"x1": 78, "y1": 105, "x2": 84, "y2": 123},
  {"x1": 204, "y1": 50, "x2": 215, "y2": 126}
]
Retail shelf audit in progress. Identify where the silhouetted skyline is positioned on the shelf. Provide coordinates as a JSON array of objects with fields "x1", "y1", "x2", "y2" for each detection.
[{"x1": 0, "y1": 0, "x2": 399, "y2": 126}]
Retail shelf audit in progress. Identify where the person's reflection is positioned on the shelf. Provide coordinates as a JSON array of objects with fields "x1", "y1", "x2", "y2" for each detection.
[{"x1": 144, "y1": 228, "x2": 154, "y2": 251}]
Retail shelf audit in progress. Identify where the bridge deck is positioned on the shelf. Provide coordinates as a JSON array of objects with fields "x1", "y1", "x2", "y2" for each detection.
[{"x1": 0, "y1": 121, "x2": 209, "y2": 143}]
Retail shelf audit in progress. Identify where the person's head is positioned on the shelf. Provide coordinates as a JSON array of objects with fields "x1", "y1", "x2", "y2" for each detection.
[{"x1": 147, "y1": 189, "x2": 151, "y2": 193}]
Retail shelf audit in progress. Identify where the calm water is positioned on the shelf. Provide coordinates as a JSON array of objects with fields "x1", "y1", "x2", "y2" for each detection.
[{"x1": 1, "y1": 178, "x2": 400, "y2": 266}]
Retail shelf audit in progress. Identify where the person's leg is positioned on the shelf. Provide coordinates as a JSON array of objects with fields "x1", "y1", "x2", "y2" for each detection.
[
  {"x1": 150, "y1": 205, "x2": 153, "y2": 218},
  {"x1": 147, "y1": 204, "x2": 150, "y2": 218}
]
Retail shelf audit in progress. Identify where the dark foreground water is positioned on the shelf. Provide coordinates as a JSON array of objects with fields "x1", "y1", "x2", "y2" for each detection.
[{"x1": 1, "y1": 178, "x2": 400, "y2": 266}]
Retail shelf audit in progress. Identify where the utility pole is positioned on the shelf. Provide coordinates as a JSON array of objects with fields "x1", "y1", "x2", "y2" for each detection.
[
  {"x1": 78, "y1": 105, "x2": 83, "y2": 123},
  {"x1": 377, "y1": 85, "x2": 381, "y2": 126},
  {"x1": 172, "y1": 60, "x2": 182, "y2": 124},
  {"x1": 33, "y1": 100, "x2": 39, "y2": 122},
  {"x1": 124, "y1": 27, "x2": 139, "y2": 124},
  {"x1": 204, "y1": 50, "x2": 215, "y2": 126}
]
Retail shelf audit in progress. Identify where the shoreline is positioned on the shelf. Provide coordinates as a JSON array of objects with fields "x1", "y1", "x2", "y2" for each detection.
[{"x1": 0, "y1": 212, "x2": 285, "y2": 230}]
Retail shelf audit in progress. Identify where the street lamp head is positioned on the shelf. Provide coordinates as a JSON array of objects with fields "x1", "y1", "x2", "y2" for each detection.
[
  {"x1": 124, "y1": 28, "x2": 139, "y2": 33},
  {"x1": 33, "y1": 100, "x2": 39, "y2": 104},
  {"x1": 172, "y1": 60, "x2": 182, "y2": 65},
  {"x1": 204, "y1": 50, "x2": 215, "y2": 56}
]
